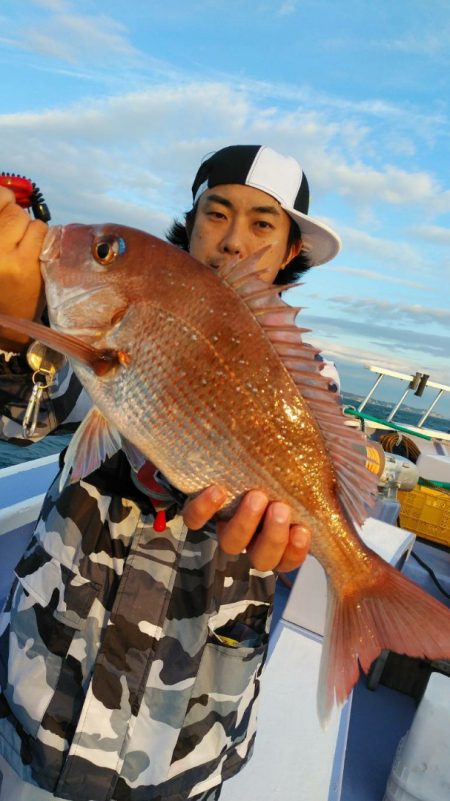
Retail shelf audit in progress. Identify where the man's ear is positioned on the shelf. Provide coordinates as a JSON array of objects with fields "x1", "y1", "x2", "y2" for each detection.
[{"x1": 282, "y1": 238, "x2": 302, "y2": 268}]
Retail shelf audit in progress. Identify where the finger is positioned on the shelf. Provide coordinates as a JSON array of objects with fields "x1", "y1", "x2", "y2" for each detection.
[
  {"x1": 276, "y1": 525, "x2": 311, "y2": 573},
  {"x1": 182, "y1": 485, "x2": 227, "y2": 530},
  {"x1": 245, "y1": 501, "x2": 291, "y2": 571},
  {"x1": 0, "y1": 201, "x2": 31, "y2": 249},
  {"x1": 0, "y1": 186, "x2": 16, "y2": 210},
  {"x1": 216, "y1": 490, "x2": 268, "y2": 555},
  {"x1": 18, "y1": 218, "x2": 48, "y2": 263}
]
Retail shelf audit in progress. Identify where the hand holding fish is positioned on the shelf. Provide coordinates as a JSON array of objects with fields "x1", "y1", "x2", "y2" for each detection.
[
  {"x1": 182, "y1": 485, "x2": 311, "y2": 571},
  {"x1": 0, "y1": 186, "x2": 47, "y2": 350}
]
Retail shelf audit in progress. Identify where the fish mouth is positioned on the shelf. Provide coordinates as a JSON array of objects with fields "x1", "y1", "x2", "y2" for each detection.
[
  {"x1": 40, "y1": 226, "x2": 62, "y2": 271},
  {"x1": 40, "y1": 226, "x2": 125, "y2": 342},
  {"x1": 40, "y1": 227, "x2": 113, "y2": 316}
]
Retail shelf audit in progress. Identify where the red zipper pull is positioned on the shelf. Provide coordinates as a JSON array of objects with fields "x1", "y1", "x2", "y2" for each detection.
[{"x1": 153, "y1": 509, "x2": 167, "y2": 532}]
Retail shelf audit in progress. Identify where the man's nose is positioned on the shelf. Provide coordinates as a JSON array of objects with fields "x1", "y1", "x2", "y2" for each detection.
[{"x1": 219, "y1": 222, "x2": 246, "y2": 255}]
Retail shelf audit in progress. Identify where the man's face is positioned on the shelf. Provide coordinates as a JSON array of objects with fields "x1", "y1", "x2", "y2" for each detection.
[{"x1": 188, "y1": 184, "x2": 301, "y2": 284}]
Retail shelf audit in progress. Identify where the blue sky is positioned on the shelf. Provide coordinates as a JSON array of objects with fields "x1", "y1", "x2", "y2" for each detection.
[{"x1": 1, "y1": 0, "x2": 449, "y2": 416}]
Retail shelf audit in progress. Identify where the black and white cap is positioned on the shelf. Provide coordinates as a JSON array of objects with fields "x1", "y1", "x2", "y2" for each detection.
[{"x1": 192, "y1": 145, "x2": 341, "y2": 266}]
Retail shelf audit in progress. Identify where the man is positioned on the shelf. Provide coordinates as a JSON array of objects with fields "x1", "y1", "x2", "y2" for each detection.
[{"x1": 0, "y1": 145, "x2": 340, "y2": 800}]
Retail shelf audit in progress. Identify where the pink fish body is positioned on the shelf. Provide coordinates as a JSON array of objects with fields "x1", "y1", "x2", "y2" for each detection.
[{"x1": 1, "y1": 222, "x2": 449, "y2": 722}]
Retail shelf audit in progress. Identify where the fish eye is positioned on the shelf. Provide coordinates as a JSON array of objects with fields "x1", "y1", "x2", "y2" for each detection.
[{"x1": 92, "y1": 235, "x2": 126, "y2": 266}]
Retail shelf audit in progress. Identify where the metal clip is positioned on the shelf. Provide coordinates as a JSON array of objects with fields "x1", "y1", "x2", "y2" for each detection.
[{"x1": 23, "y1": 341, "x2": 66, "y2": 438}]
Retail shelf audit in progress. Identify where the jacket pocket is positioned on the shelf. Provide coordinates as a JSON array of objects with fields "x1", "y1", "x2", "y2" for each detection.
[
  {"x1": 170, "y1": 626, "x2": 267, "y2": 773},
  {"x1": 1, "y1": 544, "x2": 100, "y2": 738}
]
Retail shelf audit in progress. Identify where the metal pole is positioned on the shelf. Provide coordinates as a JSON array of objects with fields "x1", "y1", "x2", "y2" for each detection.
[
  {"x1": 386, "y1": 388, "x2": 410, "y2": 422},
  {"x1": 358, "y1": 373, "x2": 384, "y2": 412},
  {"x1": 417, "y1": 389, "x2": 445, "y2": 427}
]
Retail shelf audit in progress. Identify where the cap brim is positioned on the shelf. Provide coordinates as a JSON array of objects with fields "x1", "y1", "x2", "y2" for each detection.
[{"x1": 282, "y1": 206, "x2": 341, "y2": 267}]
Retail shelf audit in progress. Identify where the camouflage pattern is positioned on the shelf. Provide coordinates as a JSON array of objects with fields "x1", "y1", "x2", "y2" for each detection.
[
  {"x1": 0, "y1": 752, "x2": 222, "y2": 800},
  {"x1": 0, "y1": 364, "x2": 274, "y2": 800}
]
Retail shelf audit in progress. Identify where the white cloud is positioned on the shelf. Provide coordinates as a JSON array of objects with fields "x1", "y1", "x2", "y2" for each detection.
[
  {"x1": 330, "y1": 161, "x2": 437, "y2": 206},
  {"x1": 329, "y1": 297, "x2": 450, "y2": 328},
  {"x1": 3, "y1": 0, "x2": 143, "y2": 68},
  {"x1": 0, "y1": 35, "x2": 22, "y2": 48},
  {"x1": 336, "y1": 225, "x2": 426, "y2": 270},
  {"x1": 327, "y1": 266, "x2": 428, "y2": 290},
  {"x1": 310, "y1": 336, "x2": 450, "y2": 391},
  {"x1": 25, "y1": 12, "x2": 139, "y2": 64},
  {"x1": 383, "y1": 32, "x2": 450, "y2": 60},
  {"x1": 2, "y1": 2, "x2": 449, "y2": 216},
  {"x1": 241, "y1": 78, "x2": 449, "y2": 153},
  {"x1": 1, "y1": 80, "x2": 448, "y2": 245},
  {"x1": 300, "y1": 313, "x2": 450, "y2": 371},
  {"x1": 32, "y1": 0, "x2": 70, "y2": 10},
  {"x1": 415, "y1": 224, "x2": 450, "y2": 245},
  {"x1": 278, "y1": 1, "x2": 298, "y2": 14}
]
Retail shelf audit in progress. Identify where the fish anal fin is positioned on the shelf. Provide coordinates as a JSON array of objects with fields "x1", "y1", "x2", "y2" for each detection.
[
  {"x1": 59, "y1": 407, "x2": 122, "y2": 489},
  {"x1": 318, "y1": 560, "x2": 450, "y2": 727}
]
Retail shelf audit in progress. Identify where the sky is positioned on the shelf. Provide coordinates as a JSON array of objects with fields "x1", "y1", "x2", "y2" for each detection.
[{"x1": 1, "y1": 0, "x2": 449, "y2": 418}]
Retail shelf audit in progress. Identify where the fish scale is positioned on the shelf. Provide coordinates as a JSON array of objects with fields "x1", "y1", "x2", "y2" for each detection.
[{"x1": 78, "y1": 291, "x2": 330, "y2": 516}]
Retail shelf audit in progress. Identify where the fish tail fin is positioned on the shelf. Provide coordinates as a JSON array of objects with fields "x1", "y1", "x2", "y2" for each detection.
[{"x1": 318, "y1": 561, "x2": 450, "y2": 726}]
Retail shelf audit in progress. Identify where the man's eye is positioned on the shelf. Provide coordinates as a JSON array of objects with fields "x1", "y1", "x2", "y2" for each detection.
[
  {"x1": 255, "y1": 220, "x2": 273, "y2": 230},
  {"x1": 207, "y1": 211, "x2": 226, "y2": 219}
]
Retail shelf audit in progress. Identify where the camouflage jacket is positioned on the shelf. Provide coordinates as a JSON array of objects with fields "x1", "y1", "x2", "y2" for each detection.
[{"x1": 0, "y1": 358, "x2": 275, "y2": 800}]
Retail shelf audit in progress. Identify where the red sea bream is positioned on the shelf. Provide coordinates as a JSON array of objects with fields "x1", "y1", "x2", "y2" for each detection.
[{"x1": 1, "y1": 222, "x2": 449, "y2": 723}]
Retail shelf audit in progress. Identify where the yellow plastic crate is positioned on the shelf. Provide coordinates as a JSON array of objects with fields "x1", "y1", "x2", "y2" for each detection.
[{"x1": 398, "y1": 484, "x2": 450, "y2": 547}]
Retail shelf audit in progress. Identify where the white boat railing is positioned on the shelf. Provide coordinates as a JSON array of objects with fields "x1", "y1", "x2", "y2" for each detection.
[{"x1": 358, "y1": 365, "x2": 450, "y2": 430}]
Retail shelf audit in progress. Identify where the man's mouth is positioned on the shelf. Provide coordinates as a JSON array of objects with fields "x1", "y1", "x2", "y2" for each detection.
[{"x1": 208, "y1": 258, "x2": 240, "y2": 271}]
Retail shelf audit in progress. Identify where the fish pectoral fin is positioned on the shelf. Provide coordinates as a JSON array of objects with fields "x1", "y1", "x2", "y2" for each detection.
[
  {"x1": 0, "y1": 313, "x2": 123, "y2": 375},
  {"x1": 59, "y1": 407, "x2": 122, "y2": 489},
  {"x1": 317, "y1": 558, "x2": 450, "y2": 727}
]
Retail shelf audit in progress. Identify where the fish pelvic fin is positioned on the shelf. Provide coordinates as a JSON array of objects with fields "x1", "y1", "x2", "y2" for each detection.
[
  {"x1": 318, "y1": 560, "x2": 450, "y2": 727},
  {"x1": 59, "y1": 407, "x2": 123, "y2": 489},
  {"x1": 219, "y1": 258, "x2": 378, "y2": 527}
]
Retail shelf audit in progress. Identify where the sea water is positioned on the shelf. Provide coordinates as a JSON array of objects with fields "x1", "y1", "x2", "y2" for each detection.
[{"x1": 0, "y1": 431, "x2": 72, "y2": 468}]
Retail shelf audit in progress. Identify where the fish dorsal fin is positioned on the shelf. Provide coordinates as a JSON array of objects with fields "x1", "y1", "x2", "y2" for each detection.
[
  {"x1": 59, "y1": 406, "x2": 122, "y2": 489},
  {"x1": 220, "y1": 251, "x2": 378, "y2": 525}
]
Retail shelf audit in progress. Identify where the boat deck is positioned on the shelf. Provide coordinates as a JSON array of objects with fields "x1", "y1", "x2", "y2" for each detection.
[{"x1": 269, "y1": 539, "x2": 450, "y2": 801}]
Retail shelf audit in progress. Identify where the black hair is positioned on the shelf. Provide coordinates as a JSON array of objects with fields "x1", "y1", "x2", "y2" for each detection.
[{"x1": 166, "y1": 207, "x2": 312, "y2": 284}]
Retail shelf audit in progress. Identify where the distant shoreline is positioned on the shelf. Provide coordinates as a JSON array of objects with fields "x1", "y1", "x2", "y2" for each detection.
[
  {"x1": 341, "y1": 393, "x2": 450, "y2": 434},
  {"x1": 342, "y1": 392, "x2": 449, "y2": 421}
]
